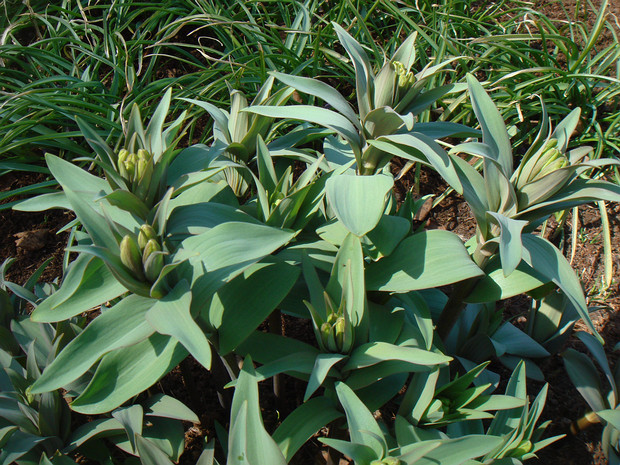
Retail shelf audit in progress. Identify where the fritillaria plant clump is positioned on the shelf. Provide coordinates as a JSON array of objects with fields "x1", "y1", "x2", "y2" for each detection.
[{"x1": 6, "y1": 22, "x2": 620, "y2": 465}]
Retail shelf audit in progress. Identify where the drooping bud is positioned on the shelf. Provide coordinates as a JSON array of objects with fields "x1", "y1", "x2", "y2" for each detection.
[
  {"x1": 138, "y1": 224, "x2": 158, "y2": 250},
  {"x1": 120, "y1": 234, "x2": 146, "y2": 281}
]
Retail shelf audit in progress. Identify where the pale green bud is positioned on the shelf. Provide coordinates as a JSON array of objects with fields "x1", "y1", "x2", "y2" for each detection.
[
  {"x1": 138, "y1": 224, "x2": 158, "y2": 250},
  {"x1": 334, "y1": 316, "x2": 345, "y2": 349},
  {"x1": 120, "y1": 234, "x2": 146, "y2": 281},
  {"x1": 511, "y1": 440, "x2": 532, "y2": 456},
  {"x1": 542, "y1": 138, "x2": 558, "y2": 151},
  {"x1": 123, "y1": 157, "x2": 137, "y2": 182},
  {"x1": 143, "y1": 250, "x2": 164, "y2": 282},
  {"x1": 320, "y1": 322, "x2": 332, "y2": 343},
  {"x1": 525, "y1": 138, "x2": 568, "y2": 183},
  {"x1": 142, "y1": 238, "x2": 162, "y2": 262},
  {"x1": 137, "y1": 148, "x2": 150, "y2": 162},
  {"x1": 393, "y1": 61, "x2": 414, "y2": 88},
  {"x1": 326, "y1": 328, "x2": 339, "y2": 353},
  {"x1": 135, "y1": 149, "x2": 151, "y2": 179},
  {"x1": 118, "y1": 149, "x2": 130, "y2": 178},
  {"x1": 538, "y1": 156, "x2": 569, "y2": 178},
  {"x1": 118, "y1": 149, "x2": 129, "y2": 165}
]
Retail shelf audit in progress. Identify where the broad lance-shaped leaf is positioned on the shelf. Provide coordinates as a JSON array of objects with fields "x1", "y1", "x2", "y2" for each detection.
[
  {"x1": 245, "y1": 105, "x2": 362, "y2": 153},
  {"x1": 597, "y1": 410, "x2": 620, "y2": 430},
  {"x1": 64, "y1": 188, "x2": 118, "y2": 251},
  {"x1": 487, "y1": 212, "x2": 528, "y2": 277},
  {"x1": 180, "y1": 99, "x2": 230, "y2": 141},
  {"x1": 332, "y1": 23, "x2": 373, "y2": 118},
  {"x1": 326, "y1": 233, "x2": 365, "y2": 328},
  {"x1": 366, "y1": 230, "x2": 484, "y2": 292},
  {"x1": 45, "y1": 153, "x2": 110, "y2": 199},
  {"x1": 180, "y1": 222, "x2": 294, "y2": 272},
  {"x1": 326, "y1": 173, "x2": 393, "y2": 237},
  {"x1": 563, "y1": 348, "x2": 606, "y2": 412},
  {"x1": 575, "y1": 331, "x2": 617, "y2": 399},
  {"x1": 144, "y1": 394, "x2": 199, "y2": 423},
  {"x1": 229, "y1": 358, "x2": 287, "y2": 465},
  {"x1": 305, "y1": 354, "x2": 346, "y2": 401},
  {"x1": 343, "y1": 342, "x2": 452, "y2": 371},
  {"x1": 369, "y1": 133, "x2": 463, "y2": 194},
  {"x1": 465, "y1": 74, "x2": 513, "y2": 176},
  {"x1": 270, "y1": 72, "x2": 359, "y2": 127},
  {"x1": 515, "y1": 178, "x2": 620, "y2": 220},
  {"x1": 413, "y1": 435, "x2": 504, "y2": 465},
  {"x1": 70, "y1": 334, "x2": 187, "y2": 414},
  {"x1": 0, "y1": 430, "x2": 48, "y2": 465},
  {"x1": 136, "y1": 434, "x2": 175, "y2": 465},
  {"x1": 450, "y1": 155, "x2": 489, "y2": 228},
  {"x1": 334, "y1": 381, "x2": 386, "y2": 458},
  {"x1": 31, "y1": 255, "x2": 126, "y2": 323},
  {"x1": 146, "y1": 281, "x2": 212, "y2": 369},
  {"x1": 178, "y1": 221, "x2": 295, "y2": 303},
  {"x1": 214, "y1": 259, "x2": 300, "y2": 355},
  {"x1": 273, "y1": 397, "x2": 342, "y2": 462},
  {"x1": 112, "y1": 405, "x2": 143, "y2": 453},
  {"x1": 521, "y1": 234, "x2": 601, "y2": 343},
  {"x1": 30, "y1": 295, "x2": 156, "y2": 394},
  {"x1": 466, "y1": 258, "x2": 549, "y2": 302}
]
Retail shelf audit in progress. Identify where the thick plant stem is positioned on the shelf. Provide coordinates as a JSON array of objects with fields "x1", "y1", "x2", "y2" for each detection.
[
  {"x1": 436, "y1": 278, "x2": 479, "y2": 340},
  {"x1": 570, "y1": 411, "x2": 600, "y2": 435},
  {"x1": 268, "y1": 309, "x2": 284, "y2": 410},
  {"x1": 436, "y1": 245, "x2": 491, "y2": 340},
  {"x1": 211, "y1": 352, "x2": 239, "y2": 409}
]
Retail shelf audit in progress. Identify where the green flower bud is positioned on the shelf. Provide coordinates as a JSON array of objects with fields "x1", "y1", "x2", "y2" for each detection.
[
  {"x1": 334, "y1": 316, "x2": 345, "y2": 349},
  {"x1": 120, "y1": 234, "x2": 146, "y2": 281},
  {"x1": 143, "y1": 250, "x2": 164, "y2": 282},
  {"x1": 123, "y1": 158, "x2": 136, "y2": 182},
  {"x1": 393, "y1": 60, "x2": 414, "y2": 89},
  {"x1": 137, "y1": 148, "x2": 150, "y2": 162},
  {"x1": 511, "y1": 440, "x2": 532, "y2": 456},
  {"x1": 528, "y1": 139, "x2": 566, "y2": 182},
  {"x1": 118, "y1": 149, "x2": 129, "y2": 166},
  {"x1": 142, "y1": 238, "x2": 162, "y2": 263},
  {"x1": 138, "y1": 224, "x2": 158, "y2": 250},
  {"x1": 118, "y1": 149, "x2": 130, "y2": 178},
  {"x1": 320, "y1": 321, "x2": 332, "y2": 346},
  {"x1": 325, "y1": 327, "x2": 339, "y2": 353},
  {"x1": 135, "y1": 149, "x2": 151, "y2": 179},
  {"x1": 538, "y1": 156, "x2": 569, "y2": 178}
]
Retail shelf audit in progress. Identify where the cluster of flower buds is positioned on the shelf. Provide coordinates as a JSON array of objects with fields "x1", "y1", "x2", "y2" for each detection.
[
  {"x1": 515, "y1": 138, "x2": 569, "y2": 189},
  {"x1": 308, "y1": 293, "x2": 354, "y2": 354},
  {"x1": 117, "y1": 149, "x2": 154, "y2": 199},
  {"x1": 120, "y1": 224, "x2": 164, "y2": 283},
  {"x1": 392, "y1": 60, "x2": 415, "y2": 90}
]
